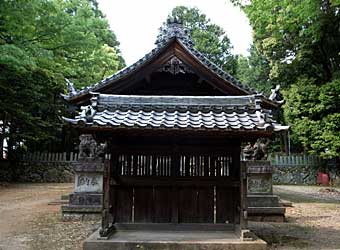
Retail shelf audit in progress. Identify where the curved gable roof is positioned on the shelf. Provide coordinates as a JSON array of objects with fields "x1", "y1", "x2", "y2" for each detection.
[{"x1": 63, "y1": 19, "x2": 278, "y2": 108}]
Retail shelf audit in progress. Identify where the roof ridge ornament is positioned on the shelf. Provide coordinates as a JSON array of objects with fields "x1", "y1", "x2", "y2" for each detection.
[
  {"x1": 80, "y1": 105, "x2": 96, "y2": 122},
  {"x1": 65, "y1": 78, "x2": 77, "y2": 96},
  {"x1": 157, "y1": 56, "x2": 194, "y2": 74},
  {"x1": 155, "y1": 16, "x2": 194, "y2": 47},
  {"x1": 269, "y1": 85, "x2": 285, "y2": 105}
]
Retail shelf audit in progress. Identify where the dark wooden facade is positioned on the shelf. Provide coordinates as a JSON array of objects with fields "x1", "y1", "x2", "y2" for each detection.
[
  {"x1": 64, "y1": 19, "x2": 285, "y2": 238},
  {"x1": 109, "y1": 136, "x2": 241, "y2": 227}
]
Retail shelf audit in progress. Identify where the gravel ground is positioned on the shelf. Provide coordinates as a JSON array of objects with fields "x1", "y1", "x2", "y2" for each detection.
[
  {"x1": 0, "y1": 183, "x2": 99, "y2": 250},
  {"x1": 275, "y1": 185, "x2": 340, "y2": 202},
  {"x1": 0, "y1": 183, "x2": 340, "y2": 250},
  {"x1": 251, "y1": 185, "x2": 340, "y2": 250}
]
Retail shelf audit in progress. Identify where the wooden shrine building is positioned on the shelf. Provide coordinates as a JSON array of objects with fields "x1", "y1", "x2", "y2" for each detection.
[{"x1": 63, "y1": 18, "x2": 287, "y2": 248}]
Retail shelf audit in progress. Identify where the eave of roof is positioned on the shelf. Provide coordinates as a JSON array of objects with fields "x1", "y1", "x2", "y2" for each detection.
[{"x1": 63, "y1": 94, "x2": 288, "y2": 134}]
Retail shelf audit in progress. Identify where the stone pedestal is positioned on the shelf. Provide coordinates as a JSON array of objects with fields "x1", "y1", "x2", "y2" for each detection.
[
  {"x1": 62, "y1": 159, "x2": 104, "y2": 220},
  {"x1": 62, "y1": 134, "x2": 106, "y2": 221},
  {"x1": 246, "y1": 161, "x2": 285, "y2": 222}
]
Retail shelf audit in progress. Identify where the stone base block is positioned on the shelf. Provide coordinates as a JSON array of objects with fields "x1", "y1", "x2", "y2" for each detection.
[
  {"x1": 62, "y1": 212, "x2": 102, "y2": 221},
  {"x1": 248, "y1": 214, "x2": 285, "y2": 223},
  {"x1": 247, "y1": 207, "x2": 286, "y2": 222},
  {"x1": 61, "y1": 205, "x2": 102, "y2": 221},
  {"x1": 69, "y1": 193, "x2": 103, "y2": 206},
  {"x1": 84, "y1": 229, "x2": 267, "y2": 250},
  {"x1": 61, "y1": 194, "x2": 70, "y2": 200},
  {"x1": 247, "y1": 206, "x2": 286, "y2": 214},
  {"x1": 247, "y1": 194, "x2": 281, "y2": 207}
]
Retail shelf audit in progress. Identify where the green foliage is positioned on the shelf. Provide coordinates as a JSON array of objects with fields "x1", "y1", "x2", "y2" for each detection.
[
  {"x1": 0, "y1": 0, "x2": 125, "y2": 88},
  {"x1": 167, "y1": 6, "x2": 238, "y2": 75},
  {"x1": 233, "y1": 0, "x2": 340, "y2": 158},
  {"x1": 0, "y1": 0, "x2": 125, "y2": 158},
  {"x1": 236, "y1": 45, "x2": 274, "y2": 95},
  {"x1": 284, "y1": 79, "x2": 340, "y2": 158},
  {"x1": 238, "y1": 0, "x2": 340, "y2": 84},
  {"x1": 331, "y1": 0, "x2": 340, "y2": 6}
]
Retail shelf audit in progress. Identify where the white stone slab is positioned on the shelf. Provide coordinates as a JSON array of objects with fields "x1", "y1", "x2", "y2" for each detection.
[{"x1": 75, "y1": 173, "x2": 103, "y2": 193}]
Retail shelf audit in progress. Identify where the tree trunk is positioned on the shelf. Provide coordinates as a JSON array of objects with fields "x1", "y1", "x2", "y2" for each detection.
[{"x1": 0, "y1": 113, "x2": 8, "y2": 159}]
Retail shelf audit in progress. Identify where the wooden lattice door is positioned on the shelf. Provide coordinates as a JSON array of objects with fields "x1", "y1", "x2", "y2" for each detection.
[{"x1": 110, "y1": 145, "x2": 240, "y2": 226}]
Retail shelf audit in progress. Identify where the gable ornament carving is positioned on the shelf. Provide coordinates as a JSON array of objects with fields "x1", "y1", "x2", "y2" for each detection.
[{"x1": 157, "y1": 56, "x2": 194, "y2": 75}]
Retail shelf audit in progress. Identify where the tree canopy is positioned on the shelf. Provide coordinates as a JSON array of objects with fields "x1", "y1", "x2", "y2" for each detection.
[
  {"x1": 165, "y1": 6, "x2": 238, "y2": 75},
  {"x1": 233, "y1": 0, "x2": 340, "y2": 158},
  {"x1": 0, "y1": 0, "x2": 125, "y2": 158},
  {"x1": 236, "y1": 45, "x2": 274, "y2": 95}
]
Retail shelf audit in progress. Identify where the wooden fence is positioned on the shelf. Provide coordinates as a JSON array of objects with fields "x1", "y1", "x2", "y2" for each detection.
[
  {"x1": 22, "y1": 152, "x2": 79, "y2": 162},
  {"x1": 269, "y1": 154, "x2": 320, "y2": 167},
  {"x1": 21, "y1": 152, "x2": 111, "y2": 162},
  {"x1": 22, "y1": 151, "x2": 320, "y2": 168}
]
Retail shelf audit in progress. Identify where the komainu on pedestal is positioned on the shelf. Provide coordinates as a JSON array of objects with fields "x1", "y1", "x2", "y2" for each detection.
[{"x1": 62, "y1": 134, "x2": 106, "y2": 221}]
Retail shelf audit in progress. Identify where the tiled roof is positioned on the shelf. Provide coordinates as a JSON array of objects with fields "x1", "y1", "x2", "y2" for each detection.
[
  {"x1": 64, "y1": 110, "x2": 270, "y2": 130},
  {"x1": 64, "y1": 94, "x2": 289, "y2": 132},
  {"x1": 94, "y1": 94, "x2": 261, "y2": 112},
  {"x1": 63, "y1": 19, "x2": 258, "y2": 101}
]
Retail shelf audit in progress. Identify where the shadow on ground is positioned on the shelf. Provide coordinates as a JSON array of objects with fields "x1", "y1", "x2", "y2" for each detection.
[{"x1": 250, "y1": 222, "x2": 311, "y2": 249}]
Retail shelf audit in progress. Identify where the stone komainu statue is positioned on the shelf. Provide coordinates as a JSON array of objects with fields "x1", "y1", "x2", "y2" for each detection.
[
  {"x1": 243, "y1": 139, "x2": 270, "y2": 161},
  {"x1": 79, "y1": 134, "x2": 105, "y2": 160}
]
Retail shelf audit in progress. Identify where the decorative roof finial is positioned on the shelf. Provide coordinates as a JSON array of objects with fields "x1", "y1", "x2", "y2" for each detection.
[
  {"x1": 269, "y1": 85, "x2": 285, "y2": 105},
  {"x1": 167, "y1": 15, "x2": 183, "y2": 25},
  {"x1": 155, "y1": 16, "x2": 193, "y2": 46},
  {"x1": 65, "y1": 78, "x2": 77, "y2": 96}
]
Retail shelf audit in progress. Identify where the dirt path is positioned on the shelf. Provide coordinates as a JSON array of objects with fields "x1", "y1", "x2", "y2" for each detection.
[
  {"x1": 1, "y1": 183, "x2": 340, "y2": 250},
  {"x1": 251, "y1": 185, "x2": 340, "y2": 250},
  {"x1": 0, "y1": 183, "x2": 98, "y2": 250}
]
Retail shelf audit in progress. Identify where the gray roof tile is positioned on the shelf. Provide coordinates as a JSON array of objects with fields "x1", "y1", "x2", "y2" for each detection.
[
  {"x1": 65, "y1": 109, "x2": 272, "y2": 131},
  {"x1": 63, "y1": 94, "x2": 289, "y2": 132}
]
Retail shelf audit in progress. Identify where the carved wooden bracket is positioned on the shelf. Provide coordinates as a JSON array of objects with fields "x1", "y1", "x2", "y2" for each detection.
[{"x1": 157, "y1": 56, "x2": 194, "y2": 75}]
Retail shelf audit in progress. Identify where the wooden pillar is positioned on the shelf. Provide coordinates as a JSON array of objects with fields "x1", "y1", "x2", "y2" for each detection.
[
  {"x1": 99, "y1": 141, "x2": 114, "y2": 238},
  {"x1": 232, "y1": 141, "x2": 241, "y2": 226},
  {"x1": 171, "y1": 146, "x2": 179, "y2": 223},
  {"x1": 239, "y1": 161, "x2": 248, "y2": 230},
  {"x1": 239, "y1": 161, "x2": 255, "y2": 241}
]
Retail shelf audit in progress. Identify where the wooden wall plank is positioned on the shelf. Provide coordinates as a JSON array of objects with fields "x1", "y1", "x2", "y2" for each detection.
[
  {"x1": 197, "y1": 187, "x2": 214, "y2": 223},
  {"x1": 154, "y1": 187, "x2": 172, "y2": 223},
  {"x1": 179, "y1": 187, "x2": 197, "y2": 223},
  {"x1": 114, "y1": 187, "x2": 133, "y2": 223},
  {"x1": 134, "y1": 187, "x2": 154, "y2": 223},
  {"x1": 216, "y1": 187, "x2": 234, "y2": 224}
]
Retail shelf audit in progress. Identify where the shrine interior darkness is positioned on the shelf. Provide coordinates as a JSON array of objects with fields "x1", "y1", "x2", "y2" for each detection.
[{"x1": 120, "y1": 72, "x2": 225, "y2": 96}]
